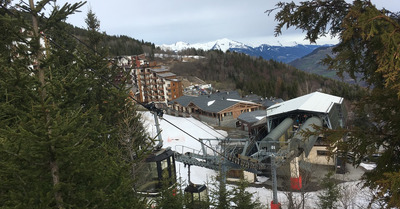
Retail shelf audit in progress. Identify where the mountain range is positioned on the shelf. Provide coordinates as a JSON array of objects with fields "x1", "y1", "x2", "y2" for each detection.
[{"x1": 159, "y1": 38, "x2": 330, "y2": 63}]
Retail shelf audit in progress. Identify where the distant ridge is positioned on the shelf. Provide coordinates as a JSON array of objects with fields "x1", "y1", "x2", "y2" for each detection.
[
  {"x1": 289, "y1": 46, "x2": 367, "y2": 86},
  {"x1": 159, "y1": 38, "x2": 330, "y2": 63},
  {"x1": 159, "y1": 38, "x2": 251, "y2": 52}
]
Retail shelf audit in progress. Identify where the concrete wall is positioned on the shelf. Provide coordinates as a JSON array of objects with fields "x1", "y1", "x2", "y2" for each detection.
[
  {"x1": 227, "y1": 170, "x2": 256, "y2": 183},
  {"x1": 302, "y1": 146, "x2": 335, "y2": 166},
  {"x1": 198, "y1": 114, "x2": 219, "y2": 126},
  {"x1": 197, "y1": 114, "x2": 237, "y2": 127}
]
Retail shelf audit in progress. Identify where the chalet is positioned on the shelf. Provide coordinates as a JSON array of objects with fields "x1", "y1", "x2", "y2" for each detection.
[{"x1": 168, "y1": 91, "x2": 263, "y2": 127}]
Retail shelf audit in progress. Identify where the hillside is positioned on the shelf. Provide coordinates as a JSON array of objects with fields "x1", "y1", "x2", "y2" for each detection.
[
  {"x1": 67, "y1": 24, "x2": 156, "y2": 57},
  {"x1": 289, "y1": 46, "x2": 366, "y2": 86},
  {"x1": 169, "y1": 50, "x2": 364, "y2": 101}
]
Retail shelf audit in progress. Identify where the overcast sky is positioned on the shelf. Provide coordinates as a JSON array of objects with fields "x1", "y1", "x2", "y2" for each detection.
[{"x1": 55, "y1": 0, "x2": 400, "y2": 46}]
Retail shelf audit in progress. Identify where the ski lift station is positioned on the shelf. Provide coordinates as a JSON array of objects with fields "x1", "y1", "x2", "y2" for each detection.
[{"x1": 139, "y1": 91, "x2": 347, "y2": 208}]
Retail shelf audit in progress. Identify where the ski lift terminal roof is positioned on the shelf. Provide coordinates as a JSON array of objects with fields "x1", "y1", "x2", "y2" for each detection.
[{"x1": 266, "y1": 91, "x2": 343, "y2": 117}]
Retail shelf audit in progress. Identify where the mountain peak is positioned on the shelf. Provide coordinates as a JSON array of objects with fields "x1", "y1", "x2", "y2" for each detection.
[
  {"x1": 157, "y1": 39, "x2": 329, "y2": 63},
  {"x1": 158, "y1": 38, "x2": 249, "y2": 52}
]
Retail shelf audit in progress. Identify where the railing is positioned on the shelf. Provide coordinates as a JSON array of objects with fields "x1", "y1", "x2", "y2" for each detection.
[{"x1": 175, "y1": 145, "x2": 203, "y2": 156}]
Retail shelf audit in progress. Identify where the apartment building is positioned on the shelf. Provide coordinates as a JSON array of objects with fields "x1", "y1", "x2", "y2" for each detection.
[{"x1": 115, "y1": 55, "x2": 183, "y2": 105}]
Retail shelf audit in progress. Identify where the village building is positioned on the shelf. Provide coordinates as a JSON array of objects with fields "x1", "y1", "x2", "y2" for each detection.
[
  {"x1": 115, "y1": 55, "x2": 183, "y2": 106},
  {"x1": 237, "y1": 110, "x2": 268, "y2": 136},
  {"x1": 168, "y1": 91, "x2": 263, "y2": 127}
]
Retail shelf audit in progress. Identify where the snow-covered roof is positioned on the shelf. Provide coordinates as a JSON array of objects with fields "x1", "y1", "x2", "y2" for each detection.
[
  {"x1": 171, "y1": 91, "x2": 261, "y2": 113},
  {"x1": 267, "y1": 91, "x2": 343, "y2": 117}
]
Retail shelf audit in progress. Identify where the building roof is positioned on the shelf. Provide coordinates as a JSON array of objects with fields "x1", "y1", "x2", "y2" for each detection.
[
  {"x1": 242, "y1": 94, "x2": 263, "y2": 103},
  {"x1": 157, "y1": 72, "x2": 176, "y2": 78},
  {"x1": 171, "y1": 95, "x2": 197, "y2": 107},
  {"x1": 151, "y1": 68, "x2": 169, "y2": 73},
  {"x1": 208, "y1": 91, "x2": 241, "y2": 100},
  {"x1": 267, "y1": 91, "x2": 343, "y2": 117},
  {"x1": 193, "y1": 96, "x2": 239, "y2": 113},
  {"x1": 171, "y1": 92, "x2": 259, "y2": 113},
  {"x1": 237, "y1": 110, "x2": 268, "y2": 124},
  {"x1": 252, "y1": 116, "x2": 268, "y2": 127}
]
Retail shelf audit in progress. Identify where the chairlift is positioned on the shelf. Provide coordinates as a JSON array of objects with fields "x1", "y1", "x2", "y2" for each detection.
[
  {"x1": 136, "y1": 108, "x2": 177, "y2": 196},
  {"x1": 184, "y1": 164, "x2": 209, "y2": 208},
  {"x1": 136, "y1": 147, "x2": 176, "y2": 196}
]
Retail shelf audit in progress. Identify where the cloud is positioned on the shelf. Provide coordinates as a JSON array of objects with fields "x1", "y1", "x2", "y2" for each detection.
[{"x1": 57, "y1": 0, "x2": 400, "y2": 46}]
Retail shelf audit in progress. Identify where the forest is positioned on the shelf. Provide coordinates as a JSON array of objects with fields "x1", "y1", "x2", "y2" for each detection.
[
  {"x1": 67, "y1": 22, "x2": 156, "y2": 57},
  {"x1": 169, "y1": 50, "x2": 365, "y2": 101}
]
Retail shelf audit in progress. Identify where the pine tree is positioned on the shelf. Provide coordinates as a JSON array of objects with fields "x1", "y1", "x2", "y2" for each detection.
[
  {"x1": 85, "y1": 8, "x2": 102, "y2": 52},
  {"x1": 209, "y1": 171, "x2": 232, "y2": 209},
  {"x1": 317, "y1": 172, "x2": 340, "y2": 209},
  {"x1": 0, "y1": 1, "x2": 150, "y2": 208},
  {"x1": 155, "y1": 177, "x2": 185, "y2": 209},
  {"x1": 270, "y1": 1, "x2": 400, "y2": 207},
  {"x1": 232, "y1": 174, "x2": 263, "y2": 209}
]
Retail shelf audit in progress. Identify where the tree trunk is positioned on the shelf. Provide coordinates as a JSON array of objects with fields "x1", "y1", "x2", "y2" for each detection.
[{"x1": 29, "y1": 1, "x2": 64, "y2": 208}]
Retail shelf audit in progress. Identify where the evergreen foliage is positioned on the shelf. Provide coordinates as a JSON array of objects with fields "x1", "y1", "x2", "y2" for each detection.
[
  {"x1": 0, "y1": 1, "x2": 150, "y2": 208},
  {"x1": 231, "y1": 175, "x2": 263, "y2": 209},
  {"x1": 317, "y1": 172, "x2": 340, "y2": 209},
  {"x1": 154, "y1": 178, "x2": 185, "y2": 209},
  {"x1": 85, "y1": 8, "x2": 102, "y2": 51},
  {"x1": 170, "y1": 50, "x2": 364, "y2": 101},
  {"x1": 209, "y1": 173, "x2": 232, "y2": 209},
  {"x1": 270, "y1": 0, "x2": 400, "y2": 207},
  {"x1": 45, "y1": 14, "x2": 154, "y2": 57}
]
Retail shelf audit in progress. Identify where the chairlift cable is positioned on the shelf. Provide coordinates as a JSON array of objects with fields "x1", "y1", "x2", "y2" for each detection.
[{"x1": 181, "y1": 116, "x2": 223, "y2": 139}]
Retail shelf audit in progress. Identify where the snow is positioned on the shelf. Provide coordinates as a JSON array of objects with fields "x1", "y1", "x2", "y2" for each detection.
[
  {"x1": 207, "y1": 100, "x2": 215, "y2": 106},
  {"x1": 255, "y1": 116, "x2": 265, "y2": 120},
  {"x1": 248, "y1": 180, "x2": 382, "y2": 208},
  {"x1": 141, "y1": 111, "x2": 383, "y2": 208},
  {"x1": 360, "y1": 163, "x2": 377, "y2": 170},
  {"x1": 158, "y1": 38, "x2": 251, "y2": 52},
  {"x1": 226, "y1": 98, "x2": 258, "y2": 105},
  {"x1": 141, "y1": 112, "x2": 226, "y2": 184}
]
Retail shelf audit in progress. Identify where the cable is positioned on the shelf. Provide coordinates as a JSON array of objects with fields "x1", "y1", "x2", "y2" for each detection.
[
  {"x1": 181, "y1": 116, "x2": 222, "y2": 139},
  {"x1": 187, "y1": 116, "x2": 228, "y2": 139},
  {"x1": 162, "y1": 118, "x2": 227, "y2": 158}
]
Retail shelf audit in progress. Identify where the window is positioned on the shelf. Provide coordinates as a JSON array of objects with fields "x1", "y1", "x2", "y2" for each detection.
[
  {"x1": 227, "y1": 170, "x2": 243, "y2": 179},
  {"x1": 317, "y1": 150, "x2": 328, "y2": 156}
]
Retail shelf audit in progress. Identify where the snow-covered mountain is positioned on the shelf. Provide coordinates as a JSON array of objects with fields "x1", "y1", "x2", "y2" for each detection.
[
  {"x1": 158, "y1": 38, "x2": 330, "y2": 63},
  {"x1": 159, "y1": 38, "x2": 251, "y2": 52}
]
